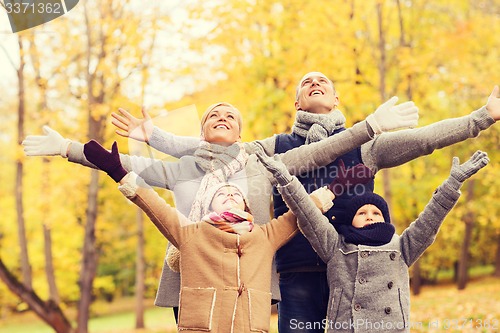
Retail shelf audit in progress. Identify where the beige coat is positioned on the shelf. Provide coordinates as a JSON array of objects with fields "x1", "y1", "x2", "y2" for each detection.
[{"x1": 120, "y1": 174, "x2": 299, "y2": 333}]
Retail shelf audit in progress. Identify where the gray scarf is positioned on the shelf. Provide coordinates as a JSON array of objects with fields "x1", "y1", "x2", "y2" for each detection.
[
  {"x1": 292, "y1": 109, "x2": 346, "y2": 144},
  {"x1": 189, "y1": 141, "x2": 248, "y2": 221}
]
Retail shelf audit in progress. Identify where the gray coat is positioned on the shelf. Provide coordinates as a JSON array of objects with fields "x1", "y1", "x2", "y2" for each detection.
[
  {"x1": 280, "y1": 176, "x2": 461, "y2": 333},
  {"x1": 67, "y1": 121, "x2": 372, "y2": 306}
]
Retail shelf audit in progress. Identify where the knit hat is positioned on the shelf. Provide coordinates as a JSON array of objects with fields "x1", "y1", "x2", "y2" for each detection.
[
  {"x1": 201, "y1": 182, "x2": 251, "y2": 216},
  {"x1": 344, "y1": 192, "x2": 391, "y2": 225},
  {"x1": 200, "y1": 102, "x2": 243, "y2": 134},
  {"x1": 338, "y1": 192, "x2": 395, "y2": 246}
]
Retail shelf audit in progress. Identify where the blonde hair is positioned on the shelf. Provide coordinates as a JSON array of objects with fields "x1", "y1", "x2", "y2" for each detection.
[{"x1": 200, "y1": 102, "x2": 243, "y2": 134}]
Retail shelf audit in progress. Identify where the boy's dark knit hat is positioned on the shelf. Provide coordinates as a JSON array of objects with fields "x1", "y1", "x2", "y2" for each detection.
[{"x1": 345, "y1": 192, "x2": 391, "y2": 225}]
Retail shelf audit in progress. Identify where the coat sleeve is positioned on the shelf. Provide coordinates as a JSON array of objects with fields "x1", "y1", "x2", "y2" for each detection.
[
  {"x1": 399, "y1": 176, "x2": 462, "y2": 267},
  {"x1": 118, "y1": 172, "x2": 190, "y2": 248},
  {"x1": 277, "y1": 177, "x2": 339, "y2": 262},
  {"x1": 244, "y1": 135, "x2": 277, "y2": 156},
  {"x1": 67, "y1": 141, "x2": 182, "y2": 189},
  {"x1": 147, "y1": 126, "x2": 200, "y2": 158},
  {"x1": 361, "y1": 107, "x2": 495, "y2": 172},
  {"x1": 264, "y1": 212, "x2": 299, "y2": 251},
  {"x1": 279, "y1": 121, "x2": 373, "y2": 176}
]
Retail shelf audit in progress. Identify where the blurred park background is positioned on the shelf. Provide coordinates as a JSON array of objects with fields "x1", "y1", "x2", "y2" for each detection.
[{"x1": 0, "y1": 0, "x2": 499, "y2": 332}]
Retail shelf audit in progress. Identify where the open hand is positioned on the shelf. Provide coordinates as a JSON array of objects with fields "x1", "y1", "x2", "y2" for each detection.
[
  {"x1": 22, "y1": 126, "x2": 71, "y2": 157},
  {"x1": 366, "y1": 96, "x2": 419, "y2": 134},
  {"x1": 111, "y1": 107, "x2": 154, "y2": 142}
]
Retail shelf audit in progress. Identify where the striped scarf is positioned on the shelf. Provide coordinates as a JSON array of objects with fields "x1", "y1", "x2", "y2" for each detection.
[{"x1": 203, "y1": 208, "x2": 254, "y2": 235}]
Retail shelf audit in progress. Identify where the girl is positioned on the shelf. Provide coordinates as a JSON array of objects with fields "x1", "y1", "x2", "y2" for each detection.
[{"x1": 82, "y1": 139, "x2": 333, "y2": 333}]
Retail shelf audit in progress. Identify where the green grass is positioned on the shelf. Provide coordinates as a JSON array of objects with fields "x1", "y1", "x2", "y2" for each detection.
[
  {"x1": 435, "y1": 264, "x2": 495, "y2": 282},
  {"x1": 0, "y1": 303, "x2": 177, "y2": 333},
  {"x1": 0, "y1": 276, "x2": 499, "y2": 333}
]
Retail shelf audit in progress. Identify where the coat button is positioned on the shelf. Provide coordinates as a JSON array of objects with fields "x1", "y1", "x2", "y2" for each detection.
[
  {"x1": 238, "y1": 283, "x2": 245, "y2": 296},
  {"x1": 237, "y1": 244, "x2": 243, "y2": 257},
  {"x1": 388, "y1": 281, "x2": 394, "y2": 289},
  {"x1": 389, "y1": 252, "x2": 397, "y2": 260},
  {"x1": 354, "y1": 304, "x2": 362, "y2": 311},
  {"x1": 360, "y1": 251, "x2": 369, "y2": 258},
  {"x1": 385, "y1": 307, "x2": 392, "y2": 314},
  {"x1": 359, "y1": 277, "x2": 366, "y2": 284}
]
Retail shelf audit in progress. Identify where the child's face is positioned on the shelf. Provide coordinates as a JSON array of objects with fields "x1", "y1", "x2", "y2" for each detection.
[
  {"x1": 351, "y1": 204, "x2": 385, "y2": 228},
  {"x1": 210, "y1": 186, "x2": 246, "y2": 214}
]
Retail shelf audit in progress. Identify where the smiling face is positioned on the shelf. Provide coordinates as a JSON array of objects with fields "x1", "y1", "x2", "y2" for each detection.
[
  {"x1": 295, "y1": 72, "x2": 339, "y2": 114},
  {"x1": 209, "y1": 185, "x2": 246, "y2": 214},
  {"x1": 351, "y1": 204, "x2": 385, "y2": 228},
  {"x1": 200, "y1": 104, "x2": 242, "y2": 146}
]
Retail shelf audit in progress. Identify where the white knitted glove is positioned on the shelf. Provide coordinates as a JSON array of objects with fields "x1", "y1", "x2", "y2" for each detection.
[
  {"x1": 22, "y1": 126, "x2": 72, "y2": 158},
  {"x1": 310, "y1": 186, "x2": 335, "y2": 213},
  {"x1": 366, "y1": 96, "x2": 419, "y2": 135}
]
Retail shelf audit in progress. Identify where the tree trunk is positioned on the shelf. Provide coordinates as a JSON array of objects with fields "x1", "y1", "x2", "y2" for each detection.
[
  {"x1": 29, "y1": 31, "x2": 62, "y2": 304},
  {"x1": 0, "y1": 259, "x2": 74, "y2": 333},
  {"x1": 457, "y1": 180, "x2": 475, "y2": 290},
  {"x1": 16, "y1": 35, "x2": 32, "y2": 291},
  {"x1": 494, "y1": 236, "x2": 500, "y2": 277},
  {"x1": 77, "y1": 169, "x2": 100, "y2": 333},
  {"x1": 76, "y1": 2, "x2": 110, "y2": 331},
  {"x1": 135, "y1": 208, "x2": 145, "y2": 329},
  {"x1": 43, "y1": 222, "x2": 60, "y2": 303},
  {"x1": 376, "y1": 3, "x2": 394, "y2": 217}
]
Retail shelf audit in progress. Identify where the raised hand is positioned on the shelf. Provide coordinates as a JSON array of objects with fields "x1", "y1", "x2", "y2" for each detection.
[
  {"x1": 328, "y1": 160, "x2": 374, "y2": 196},
  {"x1": 22, "y1": 126, "x2": 72, "y2": 157},
  {"x1": 486, "y1": 85, "x2": 500, "y2": 121},
  {"x1": 366, "y1": 96, "x2": 419, "y2": 134},
  {"x1": 83, "y1": 140, "x2": 128, "y2": 182},
  {"x1": 252, "y1": 143, "x2": 292, "y2": 186},
  {"x1": 111, "y1": 107, "x2": 154, "y2": 142},
  {"x1": 450, "y1": 150, "x2": 489, "y2": 183}
]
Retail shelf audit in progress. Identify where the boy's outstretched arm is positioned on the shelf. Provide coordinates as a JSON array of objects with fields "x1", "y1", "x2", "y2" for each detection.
[
  {"x1": 399, "y1": 151, "x2": 489, "y2": 266},
  {"x1": 255, "y1": 148, "x2": 338, "y2": 262}
]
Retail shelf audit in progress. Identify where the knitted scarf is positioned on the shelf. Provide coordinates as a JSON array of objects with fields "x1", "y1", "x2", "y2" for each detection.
[
  {"x1": 291, "y1": 109, "x2": 346, "y2": 144},
  {"x1": 337, "y1": 222, "x2": 395, "y2": 246},
  {"x1": 202, "y1": 208, "x2": 254, "y2": 235},
  {"x1": 188, "y1": 141, "x2": 248, "y2": 222}
]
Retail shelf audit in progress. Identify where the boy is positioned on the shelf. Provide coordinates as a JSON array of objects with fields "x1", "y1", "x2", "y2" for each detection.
[{"x1": 257, "y1": 149, "x2": 489, "y2": 332}]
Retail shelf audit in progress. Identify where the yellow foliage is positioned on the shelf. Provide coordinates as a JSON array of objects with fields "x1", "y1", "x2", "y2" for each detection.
[{"x1": 1, "y1": 0, "x2": 500, "y2": 312}]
